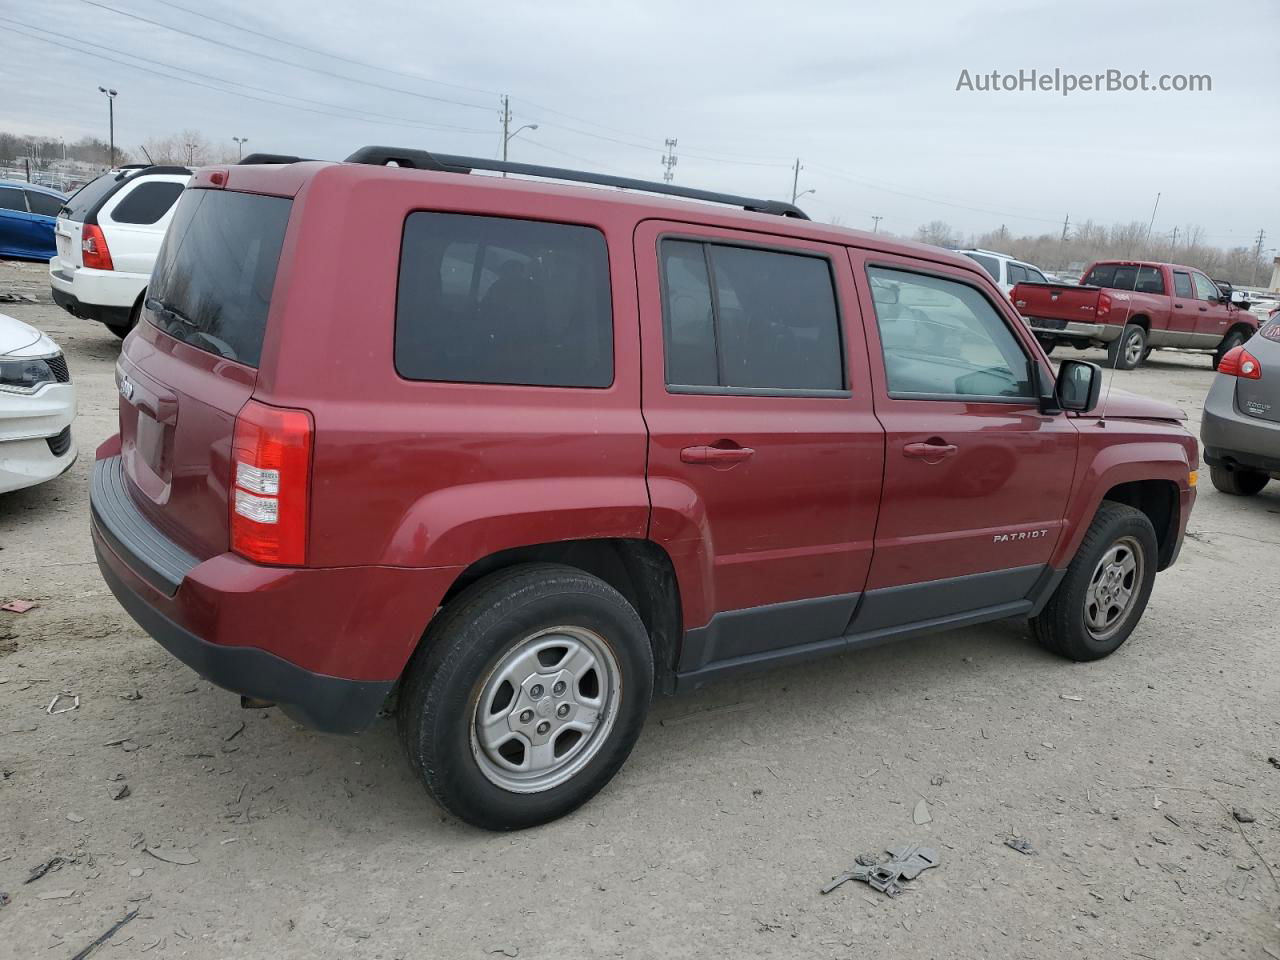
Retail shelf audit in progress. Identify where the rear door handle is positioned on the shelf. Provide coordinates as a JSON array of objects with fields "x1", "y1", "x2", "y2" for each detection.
[
  {"x1": 681, "y1": 445, "x2": 755, "y2": 465},
  {"x1": 903, "y1": 441, "x2": 958, "y2": 462},
  {"x1": 1174, "y1": 303, "x2": 1183, "y2": 309},
  {"x1": 1199, "y1": 307, "x2": 1207, "y2": 312}
]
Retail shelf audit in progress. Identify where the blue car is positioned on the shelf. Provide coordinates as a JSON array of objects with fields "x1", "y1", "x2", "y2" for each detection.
[{"x1": 0, "y1": 180, "x2": 68, "y2": 260}]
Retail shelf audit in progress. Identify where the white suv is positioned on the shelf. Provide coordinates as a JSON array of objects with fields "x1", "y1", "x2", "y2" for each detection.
[
  {"x1": 49, "y1": 165, "x2": 190, "y2": 338},
  {"x1": 956, "y1": 248, "x2": 1054, "y2": 294}
]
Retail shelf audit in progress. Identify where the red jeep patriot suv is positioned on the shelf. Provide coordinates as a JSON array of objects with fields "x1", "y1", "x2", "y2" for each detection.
[{"x1": 92, "y1": 147, "x2": 1197, "y2": 829}]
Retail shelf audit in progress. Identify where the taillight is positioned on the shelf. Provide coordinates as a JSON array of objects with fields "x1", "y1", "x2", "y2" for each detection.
[
  {"x1": 230, "y1": 400, "x2": 313, "y2": 566},
  {"x1": 1096, "y1": 292, "x2": 1112, "y2": 319},
  {"x1": 1218, "y1": 346, "x2": 1262, "y2": 380},
  {"x1": 81, "y1": 224, "x2": 114, "y2": 270}
]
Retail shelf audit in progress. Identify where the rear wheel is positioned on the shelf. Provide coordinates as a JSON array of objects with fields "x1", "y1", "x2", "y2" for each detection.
[
  {"x1": 1031, "y1": 502, "x2": 1157, "y2": 661},
  {"x1": 1106, "y1": 325, "x2": 1147, "y2": 370},
  {"x1": 1209, "y1": 464, "x2": 1269, "y2": 496},
  {"x1": 1213, "y1": 329, "x2": 1248, "y2": 370},
  {"x1": 398, "y1": 563, "x2": 653, "y2": 830},
  {"x1": 105, "y1": 323, "x2": 130, "y2": 339}
]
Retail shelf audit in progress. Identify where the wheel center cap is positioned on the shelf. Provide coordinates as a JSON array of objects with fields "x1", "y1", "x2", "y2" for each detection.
[{"x1": 535, "y1": 697, "x2": 555, "y2": 718}]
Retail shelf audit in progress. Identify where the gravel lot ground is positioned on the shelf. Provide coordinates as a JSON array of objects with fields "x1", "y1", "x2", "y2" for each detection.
[{"x1": 1, "y1": 258, "x2": 1277, "y2": 960}]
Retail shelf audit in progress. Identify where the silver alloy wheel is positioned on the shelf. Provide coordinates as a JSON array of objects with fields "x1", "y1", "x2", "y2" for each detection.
[
  {"x1": 1084, "y1": 536, "x2": 1143, "y2": 641},
  {"x1": 1124, "y1": 331, "x2": 1144, "y2": 365},
  {"x1": 470, "y1": 626, "x2": 621, "y2": 794}
]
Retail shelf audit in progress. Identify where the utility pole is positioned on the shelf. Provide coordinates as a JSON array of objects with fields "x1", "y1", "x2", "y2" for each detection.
[
  {"x1": 1251, "y1": 228, "x2": 1266, "y2": 286},
  {"x1": 790, "y1": 158, "x2": 802, "y2": 204},
  {"x1": 500, "y1": 95, "x2": 510, "y2": 177},
  {"x1": 1060, "y1": 214, "x2": 1070, "y2": 243},
  {"x1": 98, "y1": 86, "x2": 117, "y2": 167},
  {"x1": 661, "y1": 138, "x2": 678, "y2": 183},
  {"x1": 1169, "y1": 225, "x2": 1178, "y2": 249},
  {"x1": 871, "y1": 215, "x2": 883, "y2": 233}
]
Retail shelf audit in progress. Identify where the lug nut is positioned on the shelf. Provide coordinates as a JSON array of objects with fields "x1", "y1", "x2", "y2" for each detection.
[
  {"x1": 557, "y1": 703, "x2": 570, "y2": 718},
  {"x1": 536, "y1": 721, "x2": 551, "y2": 735},
  {"x1": 552, "y1": 681, "x2": 566, "y2": 696},
  {"x1": 519, "y1": 709, "x2": 533, "y2": 724},
  {"x1": 530, "y1": 684, "x2": 544, "y2": 699}
]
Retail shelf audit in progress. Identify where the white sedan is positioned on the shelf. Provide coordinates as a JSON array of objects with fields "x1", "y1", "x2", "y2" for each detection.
[{"x1": 0, "y1": 312, "x2": 77, "y2": 494}]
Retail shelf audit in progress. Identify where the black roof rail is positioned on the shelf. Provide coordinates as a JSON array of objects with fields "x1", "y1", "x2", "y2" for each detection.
[
  {"x1": 238, "y1": 152, "x2": 313, "y2": 165},
  {"x1": 343, "y1": 145, "x2": 810, "y2": 219}
]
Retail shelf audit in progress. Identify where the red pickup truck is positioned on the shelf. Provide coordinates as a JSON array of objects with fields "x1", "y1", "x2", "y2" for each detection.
[
  {"x1": 91, "y1": 150, "x2": 1199, "y2": 829},
  {"x1": 1012, "y1": 260, "x2": 1258, "y2": 370}
]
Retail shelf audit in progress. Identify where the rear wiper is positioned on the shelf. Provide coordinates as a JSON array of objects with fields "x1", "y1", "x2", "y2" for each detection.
[{"x1": 145, "y1": 296, "x2": 196, "y2": 328}]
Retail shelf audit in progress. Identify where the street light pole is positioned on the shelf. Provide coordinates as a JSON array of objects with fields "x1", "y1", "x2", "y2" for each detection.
[
  {"x1": 232, "y1": 136, "x2": 248, "y2": 160},
  {"x1": 98, "y1": 86, "x2": 117, "y2": 167},
  {"x1": 500, "y1": 96, "x2": 537, "y2": 178}
]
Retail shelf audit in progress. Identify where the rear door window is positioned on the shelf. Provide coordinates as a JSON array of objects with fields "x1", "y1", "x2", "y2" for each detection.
[
  {"x1": 1006, "y1": 263, "x2": 1027, "y2": 285},
  {"x1": 396, "y1": 213, "x2": 613, "y2": 388},
  {"x1": 59, "y1": 173, "x2": 120, "y2": 221},
  {"x1": 0, "y1": 188, "x2": 25, "y2": 212},
  {"x1": 658, "y1": 239, "x2": 844, "y2": 392},
  {"x1": 109, "y1": 180, "x2": 186, "y2": 225},
  {"x1": 1173, "y1": 271, "x2": 1193, "y2": 297},
  {"x1": 25, "y1": 191, "x2": 63, "y2": 217},
  {"x1": 146, "y1": 189, "x2": 292, "y2": 368},
  {"x1": 1135, "y1": 266, "x2": 1164, "y2": 294}
]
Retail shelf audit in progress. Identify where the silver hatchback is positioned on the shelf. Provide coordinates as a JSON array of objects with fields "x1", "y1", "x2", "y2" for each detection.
[{"x1": 1201, "y1": 319, "x2": 1280, "y2": 495}]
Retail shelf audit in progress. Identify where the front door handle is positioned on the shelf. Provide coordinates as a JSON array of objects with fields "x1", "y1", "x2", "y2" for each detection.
[
  {"x1": 903, "y1": 440, "x2": 958, "y2": 463},
  {"x1": 1199, "y1": 306, "x2": 1207, "y2": 312},
  {"x1": 681, "y1": 444, "x2": 755, "y2": 465},
  {"x1": 1174, "y1": 303, "x2": 1183, "y2": 309}
]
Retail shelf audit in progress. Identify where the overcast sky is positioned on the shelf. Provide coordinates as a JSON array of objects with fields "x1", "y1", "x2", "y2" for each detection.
[{"x1": 3, "y1": 0, "x2": 1276, "y2": 248}]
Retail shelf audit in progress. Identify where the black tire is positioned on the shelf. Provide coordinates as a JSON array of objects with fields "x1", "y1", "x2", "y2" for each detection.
[
  {"x1": 1213, "y1": 329, "x2": 1248, "y2": 370},
  {"x1": 1209, "y1": 464, "x2": 1269, "y2": 496},
  {"x1": 105, "y1": 323, "x2": 130, "y2": 339},
  {"x1": 1105, "y1": 324, "x2": 1147, "y2": 370},
  {"x1": 106, "y1": 295, "x2": 143, "y2": 340},
  {"x1": 1141, "y1": 345, "x2": 1153, "y2": 362},
  {"x1": 1036, "y1": 337, "x2": 1057, "y2": 356},
  {"x1": 1031, "y1": 502, "x2": 1158, "y2": 661},
  {"x1": 397, "y1": 563, "x2": 654, "y2": 831}
]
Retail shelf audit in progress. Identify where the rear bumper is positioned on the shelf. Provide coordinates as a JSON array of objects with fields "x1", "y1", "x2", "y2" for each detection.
[
  {"x1": 90, "y1": 453, "x2": 462, "y2": 733},
  {"x1": 1200, "y1": 376, "x2": 1280, "y2": 476},
  {"x1": 49, "y1": 261, "x2": 146, "y2": 325},
  {"x1": 1025, "y1": 318, "x2": 1119, "y2": 343}
]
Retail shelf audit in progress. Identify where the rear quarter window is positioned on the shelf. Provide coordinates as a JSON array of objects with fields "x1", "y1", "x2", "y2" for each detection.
[
  {"x1": 963, "y1": 253, "x2": 1001, "y2": 282},
  {"x1": 109, "y1": 180, "x2": 186, "y2": 225},
  {"x1": 145, "y1": 189, "x2": 292, "y2": 368},
  {"x1": 395, "y1": 213, "x2": 613, "y2": 388}
]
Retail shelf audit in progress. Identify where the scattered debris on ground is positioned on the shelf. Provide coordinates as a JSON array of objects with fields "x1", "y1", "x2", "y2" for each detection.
[
  {"x1": 912, "y1": 798, "x2": 932, "y2": 824},
  {"x1": 1004, "y1": 837, "x2": 1036, "y2": 855},
  {"x1": 144, "y1": 845, "x2": 199, "y2": 865},
  {"x1": 25, "y1": 855, "x2": 67, "y2": 883},
  {"x1": 47, "y1": 693, "x2": 79, "y2": 714},
  {"x1": 822, "y1": 843, "x2": 939, "y2": 898},
  {"x1": 1, "y1": 600, "x2": 37, "y2": 613},
  {"x1": 69, "y1": 908, "x2": 140, "y2": 960},
  {"x1": 1232, "y1": 807, "x2": 1256, "y2": 824}
]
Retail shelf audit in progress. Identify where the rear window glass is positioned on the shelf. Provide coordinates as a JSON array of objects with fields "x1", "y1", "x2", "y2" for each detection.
[
  {"x1": 1262, "y1": 320, "x2": 1280, "y2": 343},
  {"x1": 1083, "y1": 264, "x2": 1140, "y2": 290},
  {"x1": 396, "y1": 213, "x2": 613, "y2": 388},
  {"x1": 60, "y1": 172, "x2": 121, "y2": 221},
  {"x1": 109, "y1": 181, "x2": 185, "y2": 225},
  {"x1": 145, "y1": 189, "x2": 291, "y2": 368},
  {"x1": 963, "y1": 253, "x2": 1000, "y2": 281}
]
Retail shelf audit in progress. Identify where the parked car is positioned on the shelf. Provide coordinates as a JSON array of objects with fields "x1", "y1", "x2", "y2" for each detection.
[
  {"x1": 0, "y1": 311, "x2": 76, "y2": 493},
  {"x1": 1012, "y1": 260, "x2": 1259, "y2": 369},
  {"x1": 1201, "y1": 318, "x2": 1280, "y2": 496},
  {"x1": 91, "y1": 149, "x2": 1198, "y2": 829},
  {"x1": 49, "y1": 164, "x2": 191, "y2": 338},
  {"x1": 956, "y1": 248, "x2": 1055, "y2": 294},
  {"x1": 0, "y1": 180, "x2": 67, "y2": 261}
]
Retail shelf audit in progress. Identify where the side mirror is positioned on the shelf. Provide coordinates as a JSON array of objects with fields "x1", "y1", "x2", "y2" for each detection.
[{"x1": 1056, "y1": 358, "x2": 1103, "y2": 413}]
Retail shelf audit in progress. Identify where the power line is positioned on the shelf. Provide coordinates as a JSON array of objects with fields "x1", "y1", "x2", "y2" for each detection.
[
  {"x1": 77, "y1": 0, "x2": 494, "y2": 114},
  {"x1": 2, "y1": 18, "x2": 493, "y2": 136},
  {"x1": 145, "y1": 0, "x2": 503, "y2": 100}
]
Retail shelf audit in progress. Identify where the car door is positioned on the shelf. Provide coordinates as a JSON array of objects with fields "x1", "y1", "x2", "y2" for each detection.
[
  {"x1": 0, "y1": 186, "x2": 34, "y2": 257},
  {"x1": 23, "y1": 190, "x2": 62, "y2": 259},
  {"x1": 1191, "y1": 271, "x2": 1233, "y2": 342},
  {"x1": 1169, "y1": 269, "x2": 1201, "y2": 344},
  {"x1": 635, "y1": 220, "x2": 884, "y2": 676},
  {"x1": 847, "y1": 249, "x2": 1078, "y2": 635}
]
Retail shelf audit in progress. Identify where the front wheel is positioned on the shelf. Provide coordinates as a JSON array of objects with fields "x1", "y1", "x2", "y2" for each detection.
[
  {"x1": 1031, "y1": 502, "x2": 1158, "y2": 661},
  {"x1": 398, "y1": 563, "x2": 654, "y2": 830},
  {"x1": 1105, "y1": 325, "x2": 1147, "y2": 370}
]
